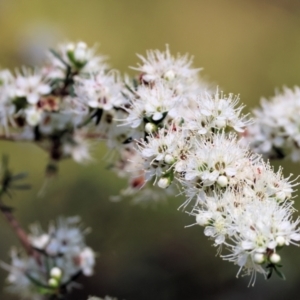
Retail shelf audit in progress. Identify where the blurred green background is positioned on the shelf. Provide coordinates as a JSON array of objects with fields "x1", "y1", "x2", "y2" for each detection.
[{"x1": 1, "y1": 0, "x2": 300, "y2": 299}]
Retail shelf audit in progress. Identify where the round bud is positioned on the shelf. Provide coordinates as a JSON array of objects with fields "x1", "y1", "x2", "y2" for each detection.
[
  {"x1": 253, "y1": 253, "x2": 265, "y2": 264},
  {"x1": 145, "y1": 122, "x2": 157, "y2": 134},
  {"x1": 215, "y1": 118, "x2": 226, "y2": 129},
  {"x1": 196, "y1": 214, "x2": 209, "y2": 226},
  {"x1": 285, "y1": 191, "x2": 292, "y2": 199},
  {"x1": 164, "y1": 69, "x2": 175, "y2": 81},
  {"x1": 276, "y1": 236, "x2": 286, "y2": 247},
  {"x1": 269, "y1": 253, "x2": 281, "y2": 264},
  {"x1": 77, "y1": 41, "x2": 87, "y2": 49},
  {"x1": 164, "y1": 154, "x2": 175, "y2": 165},
  {"x1": 50, "y1": 267, "x2": 62, "y2": 279},
  {"x1": 25, "y1": 107, "x2": 42, "y2": 126},
  {"x1": 74, "y1": 42, "x2": 87, "y2": 62},
  {"x1": 217, "y1": 175, "x2": 228, "y2": 187},
  {"x1": 66, "y1": 43, "x2": 75, "y2": 52},
  {"x1": 48, "y1": 278, "x2": 59, "y2": 288},
  {"x1": 158, "y1": 177, "x2": 171, "y2": 189}
]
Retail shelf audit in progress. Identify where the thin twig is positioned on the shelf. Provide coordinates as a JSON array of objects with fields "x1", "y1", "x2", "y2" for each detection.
[{"x1": 0, "y1": 202, "x2": 41, "y2": 263}]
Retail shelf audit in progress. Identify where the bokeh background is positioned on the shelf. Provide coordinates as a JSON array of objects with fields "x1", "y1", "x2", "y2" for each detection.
[{"x1": 1, "y1": 0, "x2": 300, "y2": 299}]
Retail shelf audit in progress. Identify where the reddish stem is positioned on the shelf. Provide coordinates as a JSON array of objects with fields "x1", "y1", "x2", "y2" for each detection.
[{"x1": 0, "y1": 205, "x2": 40, "y2": 263}]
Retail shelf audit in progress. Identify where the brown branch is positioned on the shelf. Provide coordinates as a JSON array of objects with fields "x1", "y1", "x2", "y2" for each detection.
[{"x1": 0, "y1": 204, "x2": 41, "y2": 263}]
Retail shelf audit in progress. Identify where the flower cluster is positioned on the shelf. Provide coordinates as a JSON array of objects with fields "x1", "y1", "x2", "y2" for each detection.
[
  {"x1": 120, "y1": 47, "x2": 300, "y2": 282},
  {"x1": 0, "y1": 41, "x2": 131, "y2": 165},
  {"x1": 1, "y1": 216, "x2": 95, "y2": 299},
  {"x1": 1, "y1": 41, "x2": 300, "y2": 297},
  {"x1": 244, "y1": 87, "x2": 300, "y2": 161}
]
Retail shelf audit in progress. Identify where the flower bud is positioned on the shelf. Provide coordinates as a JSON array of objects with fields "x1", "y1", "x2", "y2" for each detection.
[
  {"x1": 163, "y1": 70, "x2": 175, "y2": 81},
  {"x1": 196, "y1": 214, "x2": 210, "y2": 226},
  {"x1": 50, "y1": 267, "x2": 62, "y2": 280},
  {"x1": 145, "y1": 122, "x2": 157, "y2": 133},
  {"x1": 48, "y1": 278, "x2": 59, "y2": 288},
  {"x1": 74, "y1": 42, "x2": 87, "y2": 63},
  {"x1": 275, "y1": 191, "x2": 286, "y2": 202},
  {"x1": 276, "y1": 236, "x2": 286, "y2": 247},
  {"x1": 215, "y1": 118, "x2": 226, "y2": 129},
  {"x1": 217, "y1": 175, "x2": 228, "y2": 187},
  {"x1": 253, "y1": 252, "x2": 265, "y2": 264},
  {"x1": 158, "y1": 177, "x2": 171, "y2": 189},
  {"x1": 25, "y1": 107, "x2": 42, "y2": 126},
  {"x1": 269, "y1": 253, "x2": 281, "y2": 264},
  {"x1": 164, "y1": 154, "x2": 175, "y2": 165}
]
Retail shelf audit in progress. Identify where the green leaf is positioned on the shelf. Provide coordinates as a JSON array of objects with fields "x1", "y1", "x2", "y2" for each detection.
[
  {"x1": 49, "y1": 49, "x2": 69, "y2": 68},
  {"x1": 125, "y1": 83, "x2": 136, "y2": 94},
  {"x1": 274, "y1": 266, "x2": 286, "y2": 280},
  {"x1": 132, "y1": 78, "x2": 139, "y2": 89},
  {"x1": 26, "y1": 272, "x2": 54, "y2": 290},
  {"x1": 0, "y1": 155, "x2": 31, "y2": 198},
  {"x1": 267, "y1": 268, "x2": 273, "y2": 279},
  {"x1": 13, "y1": 97, "x2": 27, "y2": 111},
  {"x1": 266, "y1": 263, "x2": 273, "y2": 279}
]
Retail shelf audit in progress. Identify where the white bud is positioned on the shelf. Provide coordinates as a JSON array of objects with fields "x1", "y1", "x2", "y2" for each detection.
[
  {"x1": 217, "y1": 175, "x2": 228, "y2": 187},
  {"x1": 215, "y1": 118, "x2": 226, "y2": 128},
  {"x1": 74, "y1": 42, "x2": 87, "y2": 62},
  {"x1": 66, "y1": 43, "x2": 75, "y2": 52},
  {"x1": 253, "y1": 252, "x2": 265, "y2": 264},
  {"x1": 77, "y1": 41, "x2": 87, "y2": 49},
  {"x1": 48, "y1": 278, "x2": 59, "y2": 288},
  {"x1": 196, "y1": 214, "x2": 210, "y2": 226},
  {"x1": 145, "y1": 122, "x2": 157, "y2": 133},
  {"x1": 157, "y1": 177, "x2": 171, "y2": 189},
  {"x1": 276, "y1": 236, "x2": 286, "y2": 247},
  {"x1": 164, "y1": 69, "x2": 175, "y2": 81},
  {"x1": 269, "y1": 253, "x2": 281, "y2": 264},
  {"x1": 25, "y1": 107, "x2": 42, "y2": 126},
  {"x1": 164, "y1": 154, "x2": 175, "y2": 165},
  {"x1": 285, "y1": 191, "x2": 292, "y2": 199},
  {"x1": 50, "y1": 267, "x2": 62, "y2": 279}
]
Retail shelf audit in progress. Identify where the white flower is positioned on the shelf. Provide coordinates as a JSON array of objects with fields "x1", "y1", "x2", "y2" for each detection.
[
  {"x1": 184, "y1": 90, "x2": 250, "y2": 134},
  {"x1": 2, "y1": 216, "x2": 96, "y2": 298},
  {"x1": 132, "y1": 45, "x2": 201, "y2": 91},
  {"x1": 75, "y1": 71, "x2": 127, "y2": 110},
  {"x1": 137, "y1": 127, "x2": 192, "y2": 185},
  {"x1": 220, "y1": 198, "x2": 300, "y2": 284},
  {"x1": 62, "y1": 131, "x2": 93, "y2": 163},
  {"x1": 15, "y1": 68, "x2": 51, "y2": 104},
  {"x1": 0, "y1": 249, "x2": 43, "y2": 300},
  {"x1": 78, "y1": 247, "x2": 96, "y2": 276},
  {"x1": 246, "y1": 87, "x2": 300, "y2": 161},
  {"x1": 47, "y1": 42, "x2": 108, "y2": 77},
  {"x1": 124, "y1": 80, "x2": 181, "y2": 129},
  {"x1": 183, "y1": 133, "x2": 250, "y2": 191},
  {"x1": 0, "y1": 69, "x2": 16, "y2": 134},
  {"x1": 24, "y1": 106, "x2": 43, "y2": 126}
]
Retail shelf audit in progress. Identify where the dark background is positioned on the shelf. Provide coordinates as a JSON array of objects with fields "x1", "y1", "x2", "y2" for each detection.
[{"x1": 1, "y1": 1, "x2": 300, "y2": 299}]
